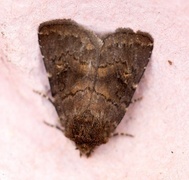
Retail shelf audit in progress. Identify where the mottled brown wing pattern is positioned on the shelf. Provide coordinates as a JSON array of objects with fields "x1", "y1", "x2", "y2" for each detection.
[
  {"x1": 38, "y1": 19, "x2": 153, "y2": 156},
  {"x1": 95, "y1": 29, "x2": 153, "y2": 125},
  {"x1": 39, "y1": 19, "x2": 101, "y2": 121}
]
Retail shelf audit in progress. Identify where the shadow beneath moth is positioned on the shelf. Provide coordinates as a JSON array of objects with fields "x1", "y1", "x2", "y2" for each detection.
[{"x1": 38, "y1": 19, "x2": 154, "y2": 157}]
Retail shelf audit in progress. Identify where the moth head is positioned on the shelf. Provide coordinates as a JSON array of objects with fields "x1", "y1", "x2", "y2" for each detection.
[
  {"x1": 65, "y1": 110, "x2": 111, "y2": 157},
  {"x1": 75, "y1": 143, "x2": 95, "y2": 157}
]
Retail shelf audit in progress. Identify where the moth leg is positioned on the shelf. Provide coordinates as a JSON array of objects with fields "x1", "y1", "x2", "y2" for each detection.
[
  {"x1": 33, "y1": 89, "x2": 54, "y2": 104},
  {"x1": 131, "y1": 96, "x2": 143, "y2": 103},
  {"x1": 111, "y1": 132, "x2": 134, "y2": 138},
  {"x1": 43, "y1": 121, "x2": 64, "y2": 133}
]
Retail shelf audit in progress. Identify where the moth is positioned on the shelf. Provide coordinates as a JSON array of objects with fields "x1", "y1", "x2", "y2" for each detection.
[{"x1": 38, "y1": 19, "x2": 153, "y2": 157}]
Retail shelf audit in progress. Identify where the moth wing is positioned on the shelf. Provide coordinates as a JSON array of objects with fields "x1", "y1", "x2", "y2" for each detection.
[
  {"x1": 95, "y1": 29, "x2": 153, "y2": 122},
  {"x1": 38, "y1": 19, "x2": 101, "y2": 120}
]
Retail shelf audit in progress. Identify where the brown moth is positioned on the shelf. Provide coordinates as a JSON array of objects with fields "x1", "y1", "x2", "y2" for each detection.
[{"x1": 38, "y1": 19, "x2": 153, "y2": 157}]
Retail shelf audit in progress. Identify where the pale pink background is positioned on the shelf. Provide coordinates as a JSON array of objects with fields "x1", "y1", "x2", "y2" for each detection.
[{"x1": 1, "y1": 0, "x2": 189, "y2": 179}]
